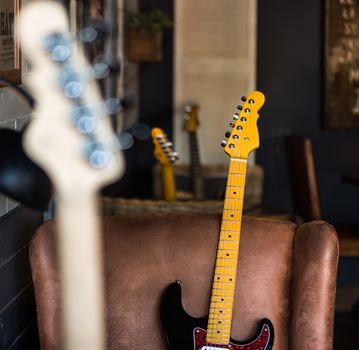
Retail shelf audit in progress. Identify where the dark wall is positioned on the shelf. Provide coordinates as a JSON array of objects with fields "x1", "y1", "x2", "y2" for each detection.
[
  {"x1": 115, "y1": 0, "x2": 174, "y2": 198},
  {"x1": 257, "y1": 0, "x2": 359, "y2": 225},
  {"x1": 0, "y1": 206, "x2": 42, "y2": 349}
]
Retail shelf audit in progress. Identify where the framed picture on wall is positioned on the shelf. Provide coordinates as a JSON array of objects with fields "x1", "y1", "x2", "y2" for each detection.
[
  {"x1": 0, "y1": 0, "x2": 21, "y2": 84},
  {"x1": 324, "y1": 0, "x2": 359, "y2": 129}
]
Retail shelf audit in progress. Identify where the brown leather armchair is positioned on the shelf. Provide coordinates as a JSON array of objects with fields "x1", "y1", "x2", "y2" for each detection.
[{"x1": 30, "y1": 213, "x2": 338, "y2": 349}]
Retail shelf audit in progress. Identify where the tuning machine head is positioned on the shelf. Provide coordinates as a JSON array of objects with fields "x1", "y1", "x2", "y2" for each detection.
[{"x1": 221, "y1": 91, "x2": 265, "y2": 159}]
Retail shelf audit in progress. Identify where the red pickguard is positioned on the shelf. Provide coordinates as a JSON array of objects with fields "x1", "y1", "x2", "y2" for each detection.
[{"x1": 193, "y1": 323, "x2": 271, "y2": 350}]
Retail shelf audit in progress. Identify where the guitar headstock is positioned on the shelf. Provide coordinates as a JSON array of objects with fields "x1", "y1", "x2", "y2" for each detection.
[
  {"x1": 151, "y1": 128, "x2": 179, "y2": 166},
  {"x1": 183, "y1": 104, "x2": 200, "y2": 132},
  {"x1": 221, "y1": 91, "x2": 265, "y2": 160},
  {"x1": 19, "y1": 1, "x2": 124, "y2": 195}
]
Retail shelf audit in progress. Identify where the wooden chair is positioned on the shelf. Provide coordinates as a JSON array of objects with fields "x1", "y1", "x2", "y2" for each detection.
[{"x1": 284, "y1": 134, "x2": 359, "y2": 256}]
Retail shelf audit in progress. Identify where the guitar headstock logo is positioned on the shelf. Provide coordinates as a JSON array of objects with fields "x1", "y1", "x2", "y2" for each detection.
[
  {"x1": 151, "y1": 127, "x2": 179, "y2": 166},
  {"x1": 221, "y1": 91, "x2": 265, "y2": 160}
]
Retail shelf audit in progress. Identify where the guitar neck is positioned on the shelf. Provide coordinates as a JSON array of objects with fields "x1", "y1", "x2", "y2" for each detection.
[
  {"x1": 206, "y1": 158, "x2": 247, "y2": 345},
  {"x1": 188, "y1": 132, "x2": 204, "y2": 200},
  {"x1": 162, "y1": 164, "x2": 176, "y2": 201},
  {"x1": 58, "y1": 193, "x2": 105, "y2": 350}
]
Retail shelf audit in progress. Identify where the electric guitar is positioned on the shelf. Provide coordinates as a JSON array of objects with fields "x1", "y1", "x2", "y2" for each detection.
[
  {"x1": 184, "y1": 104, "x2": 204, "y2": 200},
  {"x1": 160, "y1": 91, "x2": 274, "y2": 349},
  {"x1": 152, "y1": 127, "x2": 179, "y2": 201},
  {"x1": 19, "y1": 2, "x2": 124, "y2": 349}
]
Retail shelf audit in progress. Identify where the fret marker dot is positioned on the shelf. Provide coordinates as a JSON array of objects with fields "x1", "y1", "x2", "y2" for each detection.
[
  {"x1": 217, "y1": 277, "x2": 220, "y2": 280},
  {"x1": 220, "y1": 310, "x2": 223, "y2": 313},
  {"x1": 218, "y1": 321, "x2": 221, "y2": 324},
  {"x1": 217, "y1": 331, "x2": 220, "y2": 333},
  {"x1": 221, "y1": 298, "x2": 224, "y2": 301},
  {"x1": 226, "y1": 253, "x2": 229, "y2": 256},
  {"x1": 230, "y1": 278, "x2": 232, "y2": 281},
  {"x1": 229, "y1": 235, "x2": 232, "y2": 238},
  {"x1": 233, "y1": 192, "x2": 236, "y2": 194},
  {"x1": 231, "y1": 214, "x2": 234, "y2": 217}
]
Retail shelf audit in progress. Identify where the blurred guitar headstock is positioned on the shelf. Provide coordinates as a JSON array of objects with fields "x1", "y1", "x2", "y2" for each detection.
[
  {"x1": 151, "y1": 127, "x2": 179, "y2": 166},
  {"x1": 19, "y1": 1, "x2": 124, "y2": 196}
]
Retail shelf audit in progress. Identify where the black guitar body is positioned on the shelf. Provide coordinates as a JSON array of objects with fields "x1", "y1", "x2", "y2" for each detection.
[{"x1": 160, "y1": 281, "x2": 274, "y2": 350}]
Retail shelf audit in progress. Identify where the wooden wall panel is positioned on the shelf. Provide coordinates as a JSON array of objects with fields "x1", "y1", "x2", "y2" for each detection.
[{"x1": 174, "y1": 0, "x2": 257, "y2": 166}]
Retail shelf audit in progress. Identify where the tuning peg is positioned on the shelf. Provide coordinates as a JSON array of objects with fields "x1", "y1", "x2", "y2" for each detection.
[
  {"x1": 237, "y1": 105, "x2": 243, "y2": 111},
  {"x1": 229, "y1": 122, "x2": 235, "y2": 128},
  {"x1": 225, "y1": 131, "x2": 231, "y2": 138},
  {"x1": 43, "y1": 32, "x2": 71, "y2": 62},
  {"x1": 221, "y1": 140, "x2": 227, "y2": 147},
  {"x1": 164, "y1": 142, "x2": 173, "y2": 147},
  {"x1": 233, "y1": 113, "x2": 239, "y2": 120},
  {"x1": 241, "y1": 96, "x2": 247, "y2": 102}
]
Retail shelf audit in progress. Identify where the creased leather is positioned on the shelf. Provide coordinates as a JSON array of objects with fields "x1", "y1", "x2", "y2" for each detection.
[{"x1": 29, "y1": 213, "x2": 338, "y2": 350}]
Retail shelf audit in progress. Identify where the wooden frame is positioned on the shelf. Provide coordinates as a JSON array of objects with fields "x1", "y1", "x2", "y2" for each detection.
[
  {"x1": 324, "y1": 0, "x2": 359, "y2": 129},
  {"x1": 0, "y1": 0, "x2": 21, "y2": 84}
]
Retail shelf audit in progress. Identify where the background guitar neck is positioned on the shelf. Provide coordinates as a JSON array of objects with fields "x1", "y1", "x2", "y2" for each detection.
[
  {"x1": 162, "y1": 164, "x2": 176, "y2": 201},
  {"x1": 188, "y1": 131, "x2": 204, "y2": 200},
  {"x1": 206, "y1": 158, "x2": 247, "y2": 345}
]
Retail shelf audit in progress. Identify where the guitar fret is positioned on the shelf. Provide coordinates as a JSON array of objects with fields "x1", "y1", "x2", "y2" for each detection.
[
  {"x1": 208, "y1": 321, "x2": 231, "y2": 326},
  {"x1": 213, "y1": 285, "x2": 238, "y2": 296},
  {"x1": 211, "y1": 300, "x2": 233, "y2": 305},
  {"x1": 213, "y1": 279, "x2": 236, "y2": 284},
  {"x1": 208, "y1": 315, "x2": 232, "y2": 320},
  {"x1": 218, "y1": 242, "x2": 239, "y2": 251},
  {"x1": 223, "y1": 199, "x2": 244, "y2": 211},
  {"x1": 208, "y1": 318, "x2": 230, "y2": 325},
  {"x1": 217, "y1": 248, "x2": 238, "y2": 252},
  {"x1": 207, "y1": 329, "x2": 231, "y2": 334},
  {"x1": 212, "y1": 284, "x2": 235, "y2": 291},
  {"x1": 212, "y1": 292, "x2": 234, "y2": 297},
  {"x1": 215, "y1": 256, "x2": 236, "y2": 261},
  {"x1": 211, "y1": 295, "x2": 234, "y2": 302},
  {"x1": 208, "y1": 315, "x2": 232, "y2": 321},
  {"x1": 213, "y1": 272, "x2": 236, "y2": 277},
  {"x1": 207, "y1": 327, "x2": 231, "y2": 332},
  {"x1": 210, "y1": 304, "x2": 233, "y2": 310}
]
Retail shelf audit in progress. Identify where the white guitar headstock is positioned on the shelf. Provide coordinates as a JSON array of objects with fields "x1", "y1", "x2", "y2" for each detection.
[{"x1": 19, "y1": 1, "x2": 124, "y2": 196}]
